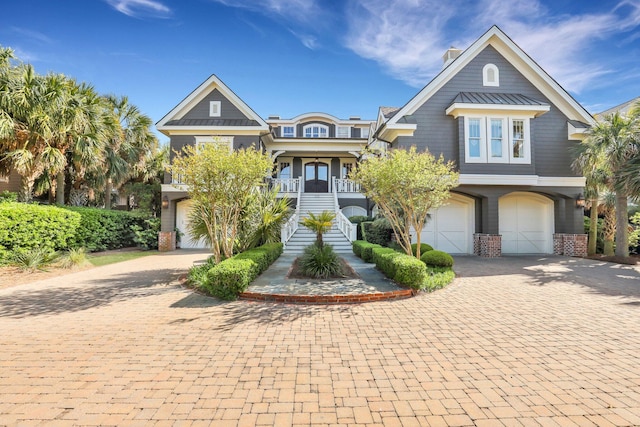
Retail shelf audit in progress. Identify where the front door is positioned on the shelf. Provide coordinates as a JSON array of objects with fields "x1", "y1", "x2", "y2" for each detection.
[{"x1": 305, "y1": 162, "x2": 329, "y2": 192}]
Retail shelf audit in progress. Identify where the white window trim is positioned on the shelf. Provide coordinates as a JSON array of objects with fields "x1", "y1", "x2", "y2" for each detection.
[
  {"x1": 465, "y1": 117, "x2": 487, "y2": 163},
  {"x1": 194, "y1": 135, "x2": 233, "y2": 152},
  {"x1": 336, "y1": 126, "x2": 351, "y2": 138},
  {"x1": 361, "y1": 127, "x2": 370, "y2": 139},
  {"x1": 509, "y1": 118, "x2": 531, "y2": 164},
  {"x1": 209, "y1": 101, "x2": 221, "y2": 117},
  {"x1": 303, "y1": 124, "x2": 329, "y2": 138},
  {"x1": 483, "y1": 63, "x2": 499, "y2": 87},
  {"x1": 464, "y1": 116, "x2": 531, "y2": 165},
  {"x1": 488, "y1": 117, "x2": 508, "y2": 163},
  {"x1": 281, "y1": 126, "x2": 295, "y2": 138},
  {"x1": 278, "y1": 157, "x2": 293, "y2": 178},
  {"x1": 339, "y1": 158, "x2": 356, "y2": 179}
]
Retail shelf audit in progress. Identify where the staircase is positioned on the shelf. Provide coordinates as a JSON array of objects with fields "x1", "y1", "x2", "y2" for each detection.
[{"x1": 283, "y1": 193, "x2": 353, "y2": 254}]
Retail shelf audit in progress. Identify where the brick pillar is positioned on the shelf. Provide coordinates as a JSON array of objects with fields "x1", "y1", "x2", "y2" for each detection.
[
  {"x1": 158, "y1": 231, "x2": 176, "y2": 252},
  {"x1": 553, "y1": 233, "x2": 564, "y2": 255},
  {"x1": 562, "y1": 234, "x2": 588, "y2": 257},
  {"x1": 474, "y1": 234, "x2": 501, "y2": 257}
]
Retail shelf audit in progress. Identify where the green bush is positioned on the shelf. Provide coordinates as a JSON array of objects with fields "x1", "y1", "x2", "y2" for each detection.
[
  {"x1": 65, "y1": 207, "x2": 142, "y2": 251},
  {"x1": 361, "y1": 218, "x2": 393, "y2": 246},
  {"x1": 423, "y1": 267, "x2": 455, "y2": 292},
  {"x1": 299, "y1": 243, "x2": 343, "y2": 279},
  {"x1": 420, "y1": 250, "x2": 454, "y2": 268},
  {"x1": 188, "y1": 256, "x2": 217, "y2": 290},
  {"x1": 0, "y1": 191, "x2": 17, "y2": 203},
  {"x1": 352, "y1": 240, "x2": 367, "y2": 257},
  {"x1": 131, "y1": 217, "x2": 161, "y2": 250},
  {"x1": 411, "y1": 243, "x2": 434, "y2": 257},
  {"x1": 0, "y1": 202, "x2": 80, "y2": 257},
  {"x1": 257, "y1": 242, "x2": 284, "y2": 264},
  {"x1": 205, "y1": 258, "x2": 255, "y2": 300},
  {"x1": 374, "y1": 250, "x2": 403, "y2": 278},
  {"x1": 349, "y1": 216, "x2": 373, "y2": 240},
  {"x1": 371, "y1": 247, "x2": 398, "y2": 265},
  {"x1": 235, "y1": 248, "x2": 270, "y2": 277},
  {"x1": 361, "y1": 242, "x2": 382, "y2": 263},
  {"x1": 393, "y1": 255, "x2": 427, "y2": 289},
  {"x1": 11, "y1": 247, "x2": 60, "y2": 272}
]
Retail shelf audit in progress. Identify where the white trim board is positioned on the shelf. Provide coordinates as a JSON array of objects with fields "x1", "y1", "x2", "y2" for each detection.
[{"x1": 458, "y1": 174, "x2": 585, "y2": 187}]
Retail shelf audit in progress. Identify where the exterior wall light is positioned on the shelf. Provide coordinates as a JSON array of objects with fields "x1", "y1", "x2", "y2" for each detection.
[
  {"x1": 162, "y1": 195, "x2": 169, "y2": 210},
  {"x1": 576, "y1": 193, "x2": 585, "y2": 209}
]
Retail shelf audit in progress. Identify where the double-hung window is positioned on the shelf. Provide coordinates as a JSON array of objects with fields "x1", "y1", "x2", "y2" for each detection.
[
  {"x1": 282, "y1": 126, "x2": 295, "y2": 137},
  {"x1": 465, "y1": 116, "x2": 530, "y2": 164}
]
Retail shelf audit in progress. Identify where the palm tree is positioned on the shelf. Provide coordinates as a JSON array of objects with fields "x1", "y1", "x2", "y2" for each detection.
[
  {"x1": 586, "y1": 112, "x2": 638, "y2": 257},
  {"x1": 300, "y1": 211, "x2": 335, "y2": 248}
]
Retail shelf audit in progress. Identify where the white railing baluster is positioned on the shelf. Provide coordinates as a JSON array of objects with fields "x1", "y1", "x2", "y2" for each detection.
[
  {"x1": 333, "y1": 178, "x2": 361, "y2": 193},
  {"x1": 280, "y1": 176, "x2": 302, "y2": 247},
  {"x1": 332, "y1": 177, "x2": 357, "y2": 242}
]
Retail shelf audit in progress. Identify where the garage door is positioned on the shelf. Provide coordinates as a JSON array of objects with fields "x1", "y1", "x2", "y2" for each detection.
[
  {"x1": 415, "y1": 194, "x2": 475, "y2": 254},
  {"x1": 176, "y1": 199, "x2": 209, "y2": 249},
  {"x1": 499, "y1": 192, "x2": 553, "y2": 254}
]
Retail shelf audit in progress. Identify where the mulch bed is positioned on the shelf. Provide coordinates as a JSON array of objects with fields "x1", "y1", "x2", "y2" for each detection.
[
  {"x1": 584, "y1": 254, "x2": 639, "y2": 265},
  {"x1": 287, "y1": 257, "x2": 360, "y2": 280}
]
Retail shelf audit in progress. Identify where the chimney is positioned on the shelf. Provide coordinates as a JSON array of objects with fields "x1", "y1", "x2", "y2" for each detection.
[
  {"x1": 442, "y1": 47, "x2": 462, "y2": 68},
  {"x1": 268, "y1": 115, "x2": 280, "y2": 120}
]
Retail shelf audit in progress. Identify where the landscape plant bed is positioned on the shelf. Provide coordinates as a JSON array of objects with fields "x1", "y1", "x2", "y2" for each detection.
[
  {"x1": 584, "y1": 254, "x2": 639, "y2": 265},
  {"x1": 287, "y1": 257, "x2": 359, "y2": 280}
]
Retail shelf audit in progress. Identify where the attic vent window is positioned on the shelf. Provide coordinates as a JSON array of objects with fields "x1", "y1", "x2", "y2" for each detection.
[
  {"x1": 483, "y1": 64, "x2": 499, "y2": 87},
  {"x1": 209, "y1": 101, "x2": 221, "y2": 117}
]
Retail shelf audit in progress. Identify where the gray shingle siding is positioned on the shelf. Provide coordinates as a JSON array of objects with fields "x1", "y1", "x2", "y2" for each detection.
[
  {"x1": 396, "y1": 45, "x2": 580, "y2": 178},
  {"x1": 182, "y1": 88, "x2": 250, "y2": 121}
]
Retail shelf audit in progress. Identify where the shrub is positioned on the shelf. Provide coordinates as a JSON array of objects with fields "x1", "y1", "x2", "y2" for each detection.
[
  {"x1": 374, "y1": 250, "x2": 403, "y2": 278},
  {"x1": 361, "y1": 242, "x2": 382, "y2": 263},
  {"x1": 131, "y1": 217, "x2": 160, "y2": 250},
  {"x1": 0, "y1": 202, "x2": 80, "y2": 257},
  {"x1": 299, "y1": 243, "x2": 343, "y2": 279},
  {"x1": 187, "y1": 256, "x2": 217, "y2": 290},
  {"x1": 393, "y1": 255, "x2": 427, "y2": 289},
  {"x1": 257, "y1": 242, "x2": 284, "y2": 264},
  {"x1": 422, "y1": 267, "x2": 455, "y2": 292},
  {"x1": 11, "y1": 247, "x2": 60, "y2": 272},
  {"x1": 411, "y1": 243, "x2": 434, "y2": 257},
  {"x1": 361, "y1": 219, "x2": 393, "y2": 246},
  {"x1": 60, "y1": 247, "x2": 90, "y2": 269},
  {"x1": 205, "y1": 259, "x2": 255, "y2": 300},
  {"x1": 349, "y1": 216, "x2": 373, "y2": 240},
  {"x1": 371, "y1": 247, "x2": 398, "y2": 265},
  {"x1": 65, "y1": 207, "x2": 141, "y2": 251},
  {"x1": 421, "y1": 250, "x2": 454, "y2": 268},
  {"x1": 235, "y1": 248, "x2": 270, "y2": 277},
  {"x1": 352, "y1": 240, "x2": 367, "y2": 257},
  {"x1": 0, "y1": 191, "x2": 17, "y2": 203}
]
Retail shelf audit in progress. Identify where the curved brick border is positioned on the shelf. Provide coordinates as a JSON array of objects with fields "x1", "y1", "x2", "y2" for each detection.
[{"x1": 239, "y1": 289, "x2": 416, "y2": 304}]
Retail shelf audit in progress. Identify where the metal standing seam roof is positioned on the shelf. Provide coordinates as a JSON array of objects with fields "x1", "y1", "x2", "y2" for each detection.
[
  {"x1": 450, "y1": 92, "x2": 549, "y2": 107},
  {"x1": 164, "y1": 118, "x2": 261, "y2": 126}
]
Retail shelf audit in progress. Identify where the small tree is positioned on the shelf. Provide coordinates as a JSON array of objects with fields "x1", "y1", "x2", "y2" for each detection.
[
  {"x1": 300, "y1": 211, "x2": 335, "y2": 248},
  {"x1": 171, "y1": 142, "x2": 272, "y2": 263},
  {"x1": 350, "y1": 146, "x2": 459, "y2": 258}
]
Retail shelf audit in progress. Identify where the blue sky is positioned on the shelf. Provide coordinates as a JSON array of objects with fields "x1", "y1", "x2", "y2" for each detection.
[{"x1": 2, "y1": 0, "x2": 640, "y2": 143}]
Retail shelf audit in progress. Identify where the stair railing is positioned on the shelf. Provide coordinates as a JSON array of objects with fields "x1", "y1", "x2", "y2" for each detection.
[
  {"x1": 281, "y1": 176, "x2": 302, "y2": 246},
  {"x1": 332, "y1": 177, "x2": 357, "y2": 242}
]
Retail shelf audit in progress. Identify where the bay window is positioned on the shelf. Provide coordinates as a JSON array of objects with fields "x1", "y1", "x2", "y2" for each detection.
[{"x1": 465, "y1": 116, "x2": 530, "y2": 164}]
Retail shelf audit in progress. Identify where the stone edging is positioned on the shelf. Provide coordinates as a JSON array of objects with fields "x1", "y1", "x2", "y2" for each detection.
[{"x1": 239, "y1": 289, "x2": 415, "y2": 304}]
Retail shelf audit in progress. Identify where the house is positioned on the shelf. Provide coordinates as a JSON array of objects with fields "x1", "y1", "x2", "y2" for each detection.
[
  {"x1": 157, "y1": 25, "x2": 591, "y2": 256},
  {"x1": 595, "y1": 96, "x2": 640, "y2": 119}
]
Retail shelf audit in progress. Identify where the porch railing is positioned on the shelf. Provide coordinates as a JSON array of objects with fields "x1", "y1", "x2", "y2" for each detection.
[
  {"x1": 272, "y1": 177, "x2": 300, "y2": 193},
  {"x1": 281, "y1": 176, "x2": 303, "y2": 246},
  {"x1": 332, "y1": 177, "x2": 357, "y2": 242},
  {"x1": 334, "y1": 178, "x2": 361, "y2": 193}
]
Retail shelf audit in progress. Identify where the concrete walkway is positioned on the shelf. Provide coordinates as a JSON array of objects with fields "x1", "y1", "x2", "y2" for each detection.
[{"x1": 1, "y1": 252, "x2": 639, "y2": 426}]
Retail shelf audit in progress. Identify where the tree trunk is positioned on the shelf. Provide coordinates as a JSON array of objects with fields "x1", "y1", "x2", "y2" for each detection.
[
  {"x1": 588, "y1": 198, "x2": 598, "y2": 256},
  {"x1": 18, "y1": 174, "x2": 34, "y2": 203},
  {"x1": 105, "y1": 178, "x2": 112, "y2": 210},
  {"x1": 614, "y1": 192, "x2": 629, "y2": 257},
  {"x1": 603, "y1": 207, "x2": 616, "y2": 257},
  {"x1": 56, "y1": 172, "x2": 65, "y2": 205}
]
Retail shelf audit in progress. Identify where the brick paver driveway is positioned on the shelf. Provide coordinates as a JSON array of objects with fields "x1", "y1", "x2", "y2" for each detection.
[{"x1": 1, "y1": 252, "x2": 639, "y2": 426}]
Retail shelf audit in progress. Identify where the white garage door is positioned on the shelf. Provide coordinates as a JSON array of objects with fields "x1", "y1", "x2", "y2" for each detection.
[
  {"x1": 499, "y1": 192, "x2": 553, "y2": 254},
  {"x1": 414, "y1": 194, "x2": 475, "y2": 254},
  {"x1": 176, "y1": 199, "x2": 209, "y2": 249}
]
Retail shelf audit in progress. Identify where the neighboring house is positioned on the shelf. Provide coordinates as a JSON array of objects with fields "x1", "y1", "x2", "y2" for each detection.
[
  {"x1": 595, "y1": 96, "x2": 640, "y2": 119},
  {"x1": 157, "y1": 25, "x2": 592, "y2": 256},
  {"x1": 0, "y1": 169, "x2": 21, "y2": 194}
]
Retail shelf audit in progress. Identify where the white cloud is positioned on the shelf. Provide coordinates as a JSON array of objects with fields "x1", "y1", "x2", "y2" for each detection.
[
  {"x1": 343, "y1": 0, "x2": 640, "y2": 92},
  {"x1": 105, "y1": 0, "x2": 172, "y2": 18},
  {"x1": 10, "y1": 27, "x2": 53, "y2": 44},
  {"x1": 209, "y1": 0, "x2": 325, "y2": 49}
]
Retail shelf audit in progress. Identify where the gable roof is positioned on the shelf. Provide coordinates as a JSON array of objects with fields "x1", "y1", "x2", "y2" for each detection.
[
  {"x1": 595, "y1": 96, "x2": 640, "y2": 118},
  {"x1": 156, "y1": 74, "x2": 269, "y2": 134},
  {"x1": 382, "y1": 25, "x2": 594, "y2": 134}
]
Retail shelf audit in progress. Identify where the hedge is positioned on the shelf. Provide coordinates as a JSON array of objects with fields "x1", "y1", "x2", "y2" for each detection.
[
  {"x1": 0, "y1": 202, "x2": 81, "y2": 256},
  {"x1": 360, "y1": 221, "x2": 392, "y2": 246},
  {"x1": 203, "y1": 242, "x2": 283, "y2": 300},
  {"x1": 411, "y1": 243, "x2": 434, "y2": 257},
  {"x1": 392, "y1": 255, "x2": 427, "y2": 289},
  {"x1": 64, "y1": 207, "x2": 143, "y2": 251},
  {"x1": 421, "y1": 250, "x2": 454, "y2": 268},
  {"x1": 349, "y1": 216, "x2": 373, "y2": 240}
]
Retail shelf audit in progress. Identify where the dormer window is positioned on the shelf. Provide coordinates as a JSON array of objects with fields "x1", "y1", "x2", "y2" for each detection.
[
  {"x1": 282, "y1": 126, "x2": 295, "y2": 137},
  {"x1": 303, "y1": 124, "x2": 328, "y2": 138},
  {"x1": 209, "y1": 101, "x2": 221, "y2": 117},
  {"x1": 336, "y1": 126, "x2": 350, "y2": 138},
  {"x1": 483, "y1": 64, "x2": 499, "y2": 87}
]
